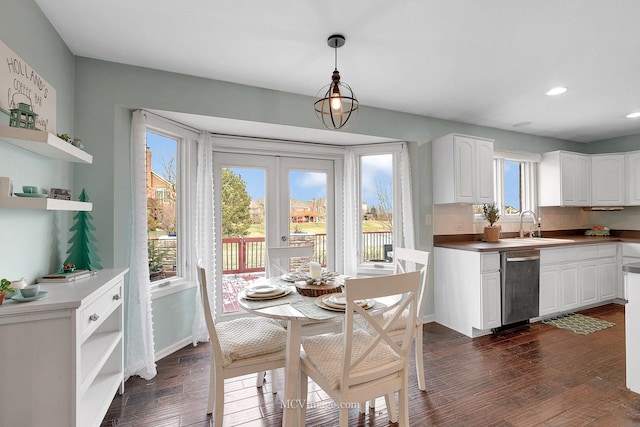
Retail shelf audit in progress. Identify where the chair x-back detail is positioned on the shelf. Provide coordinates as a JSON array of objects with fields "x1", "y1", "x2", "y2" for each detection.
[
  {"x1": 266, "y1": 245, "x2": 314, "y2": 278},
  {"x1": 392, "y1": 247, "x2": 430, "y2": 391},
  {"x1": 196, "y1": 260, "x2": 287, "y2": 427},
  {"x1": 299, "y1": 271, "x2": 421, "y2": 426}
]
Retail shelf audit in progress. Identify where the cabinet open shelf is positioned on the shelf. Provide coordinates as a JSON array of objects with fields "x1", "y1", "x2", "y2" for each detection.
[
  {"x1": 0, "y1": 196, "x2": 92, "y2": 211},
  {"x1": 0, "y1": 126, "x2": 93, "y2": 164}
]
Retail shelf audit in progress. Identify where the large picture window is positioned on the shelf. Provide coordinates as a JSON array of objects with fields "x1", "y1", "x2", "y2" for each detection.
[{"x1": 144, "y1": 116, "x2": 197, "y2": 292}]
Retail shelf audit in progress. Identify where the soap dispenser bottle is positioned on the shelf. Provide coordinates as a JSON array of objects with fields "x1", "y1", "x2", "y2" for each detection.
[{"x1": 536, "y1": 218, "x2": 542, "y2": 238}]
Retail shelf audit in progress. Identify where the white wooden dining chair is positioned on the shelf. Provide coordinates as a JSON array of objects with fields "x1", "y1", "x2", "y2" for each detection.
[
  {"x1": 265, "y1": 245, "x2": 314, "y2": 278},
  {"x1": 299, "y1": 271, "x2": 420, "y2": 426},
  {"x1": 196, "y1": 261, "x2": 287, "y2": 427},
  {"x1": 358, "y1": 248, "x2": 430, "y2": 415},
  {"x1": 383, "y1": 247, "x2": 430, "y2": 390}
]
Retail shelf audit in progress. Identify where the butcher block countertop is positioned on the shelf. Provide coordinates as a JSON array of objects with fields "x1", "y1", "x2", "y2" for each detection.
[{"x1": 434, "y1": 235, "x2": 640, "y2": 252}]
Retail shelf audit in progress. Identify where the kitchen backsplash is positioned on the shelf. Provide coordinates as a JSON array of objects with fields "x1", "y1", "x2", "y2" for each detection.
[{"x1": 433, "y1": 205, "x2": 590, "y2": 235}]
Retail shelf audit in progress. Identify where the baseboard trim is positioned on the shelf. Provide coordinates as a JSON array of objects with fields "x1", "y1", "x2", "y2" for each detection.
[
  {"x1": 420, "y1": 313, "x2": 436, "y2": 324},
  {"x1": 155, "y1": 337, "x2": 193, "y2": 361}
]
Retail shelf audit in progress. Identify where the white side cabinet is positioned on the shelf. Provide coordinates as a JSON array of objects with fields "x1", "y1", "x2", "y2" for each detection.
[
  {"x1": 432, "y1": 133, "x2": 494, "y2": 204},
  {"x1": 539, "y1": 151, "x2": 591, "y2": 206},
  {"x1": 591, "y1": 154, "x2": 625, "y2": 206},
  {"x1": 434, "y1": 248, "x2": 500, "y2": 337},
  {"x1": 626, "y1": 151, "x2": 640, "y2": 205},
  {"x1": 621, "y1": 243, "x2": 640, "y2": 299},
  {"x1": 0, "y1": 269, "x2": 127, "y2": 427}
]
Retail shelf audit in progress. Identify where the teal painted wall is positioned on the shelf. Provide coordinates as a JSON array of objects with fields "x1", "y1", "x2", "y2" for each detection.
[
  {"x1": 0, "y1": 0, "x2": 76, "y2": 282},
  {"x1": 587, "y1": 134, "x2": 640, "y2": 154},
  {"x1": 5, "y1": 0, "x2": 633, "y2": 356},
  {"x1": 71, "y1": 56, "x2": 583, "y2": 343}
]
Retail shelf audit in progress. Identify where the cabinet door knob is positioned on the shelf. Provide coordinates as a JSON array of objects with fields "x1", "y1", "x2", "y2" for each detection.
[
  {"x1": 89, "y1": 314, "x2": 100, "y2": 322},
  {"x1": 113, "y1": 294, "x2": 121, "y2": 301}
]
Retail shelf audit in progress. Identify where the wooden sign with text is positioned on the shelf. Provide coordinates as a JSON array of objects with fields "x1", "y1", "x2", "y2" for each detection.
[{"x1": 0, "y1": 39, "x2": 56, "y2": 132}]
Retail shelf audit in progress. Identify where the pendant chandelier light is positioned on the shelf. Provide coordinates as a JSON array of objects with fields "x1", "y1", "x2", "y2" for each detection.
[{"x1": 314, "y1": 34, "x2": 359, "y2": 130}]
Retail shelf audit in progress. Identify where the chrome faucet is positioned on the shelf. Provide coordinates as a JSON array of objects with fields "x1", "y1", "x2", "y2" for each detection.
[{"x1": 519, "y1": 210, "x2": 537, "y2": 238}]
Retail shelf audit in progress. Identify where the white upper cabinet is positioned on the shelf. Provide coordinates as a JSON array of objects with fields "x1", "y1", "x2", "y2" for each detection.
[
  {"x1": 626, "y1": 151, "x2": 640, "y2": 205},
  {"x1": 591, "y1": 154, "x2": 625, "y2": 206},
  {"x1": 539, "y1": 151, "x2": 591, "y2": 206},
  {"x1": 432, "y1": 133, "x2": 494, "y2": 204}
]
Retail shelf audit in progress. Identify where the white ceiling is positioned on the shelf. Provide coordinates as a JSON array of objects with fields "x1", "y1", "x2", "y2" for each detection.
[{"x1": 35, "y1": 0, "x2": 640, "y2": 144}]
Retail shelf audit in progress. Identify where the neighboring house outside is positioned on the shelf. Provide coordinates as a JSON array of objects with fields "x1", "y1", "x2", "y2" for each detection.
[
  {"x1": 146, "y1": 146, "x2": 175, "y2": 233},
  {"x1": 249, "y1": 197, "x2": 327, "y2": 224}
]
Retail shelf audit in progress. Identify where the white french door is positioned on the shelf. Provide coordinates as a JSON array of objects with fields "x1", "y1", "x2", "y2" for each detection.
[{"x1": 213, "y1": 152, "x2": 335, "y2": 315}]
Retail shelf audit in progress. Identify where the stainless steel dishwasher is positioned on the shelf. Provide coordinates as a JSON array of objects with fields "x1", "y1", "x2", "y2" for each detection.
[{"x1": 501, "y1": 249, "x2": 540, "y2": 327}]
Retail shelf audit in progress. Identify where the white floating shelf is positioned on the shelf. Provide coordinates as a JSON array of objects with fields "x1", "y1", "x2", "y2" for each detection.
[
  {"x1": 0, "y1": 126, "x2": 93, "y2": 164},
  {"x1": 0, "y1": 196, "x2": 92, "y2": 211}
]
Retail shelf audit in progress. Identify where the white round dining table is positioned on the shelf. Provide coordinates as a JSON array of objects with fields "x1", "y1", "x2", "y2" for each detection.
[{"x1": 237, "y1": 277, "x2": 401, "y2": 427}]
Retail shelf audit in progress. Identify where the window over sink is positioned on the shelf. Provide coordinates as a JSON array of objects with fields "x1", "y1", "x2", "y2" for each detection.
[{"x1": 474, "y1": 151, "x2": 540, "y2": 221}]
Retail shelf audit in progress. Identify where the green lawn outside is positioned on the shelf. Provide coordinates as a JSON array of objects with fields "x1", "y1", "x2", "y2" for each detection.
[{"x1": 247, "y1": 221, "x2": 390, "y2": 237}]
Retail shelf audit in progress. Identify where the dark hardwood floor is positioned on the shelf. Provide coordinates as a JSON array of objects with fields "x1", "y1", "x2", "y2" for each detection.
[{"x1": 101, "y1": 304, "x2": 640, "y2": 426}]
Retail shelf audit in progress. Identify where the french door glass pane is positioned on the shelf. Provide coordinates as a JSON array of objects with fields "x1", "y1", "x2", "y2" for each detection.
[
  {"x1": 361, "y1": 154, "x2": 393, "y2": 262},
  {"x1": 289, "y1": 170, "x2": 327, "y2": 267},
  {"x1": 220, "y1": 167, "x2": 266, "y2": 314}
]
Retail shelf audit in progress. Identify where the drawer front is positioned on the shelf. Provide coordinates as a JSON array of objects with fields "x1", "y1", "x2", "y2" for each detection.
[
  {"x1": 623, "y1": 243, "x2": 640, "y2": 258},
  {"x1": 80, "y1": 280, "x2": 123, "y2": 340},
  {"x1": 558, "y1": 247, "x2": 580, "y2": 263},
  {"x1": 481, "y1": 253, "x2": 500, "y2": 272},
  {"x1": 597, "y1": 243, "x2": 617, "y2": 258},
  {"x1": 540, "y1": 249, "x2": 558, "y2": 265},
  {"x1": 578, "y1": 245, "x2": 599, "y2": 261}
]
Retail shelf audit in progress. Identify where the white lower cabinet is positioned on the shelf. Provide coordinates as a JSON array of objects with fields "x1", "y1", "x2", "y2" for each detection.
[
  {"x1": 579, "y1": 261, "x2": 598, "y2": 305},
  {"x1": 434, "y1": 248, "x2": 501, "y2": 337},
  {"x1": 559, "y1": 262, "x2": 580, "y2": 311},
  {"x1": 480, "y1": 271, "x2": 501, "y2": 330},
  {"x1": 0, "y1": 269, "x2": 127, "y2": 427},
  {"x1": 599, "y1": 258, "x2": 617, "y2": 300},
  {"x1": 539, "y1": 265, "x2": 559, "y2": 316},
  {"x1": 539, "y1": 244, "x2": 617, "y2": 317}
]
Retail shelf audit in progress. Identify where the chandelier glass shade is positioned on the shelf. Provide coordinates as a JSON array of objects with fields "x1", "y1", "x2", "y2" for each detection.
[{"x1": 314, "y1": 35, "x2": 359, "y2": 130}]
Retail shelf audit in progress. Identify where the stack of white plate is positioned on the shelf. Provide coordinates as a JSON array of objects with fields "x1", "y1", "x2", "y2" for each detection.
[
  {"x1": 242, "y1": 284, "x2": 291, "y2": 300},
  {"x1": 316, "y1": 293, "x2": 373, "y2": 311}
]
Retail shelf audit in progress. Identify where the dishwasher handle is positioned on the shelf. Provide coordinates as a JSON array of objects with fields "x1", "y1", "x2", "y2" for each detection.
[{"x1": 506, "y1": 255, "x2": 540, "y2": 262}]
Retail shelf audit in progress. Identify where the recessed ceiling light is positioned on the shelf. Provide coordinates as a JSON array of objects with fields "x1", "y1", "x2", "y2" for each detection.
[
  {"x1": 546, "y1": 87, "x2": 568, "y2": 96},
  {"x1": 626, "y1": 112, "x2": 640, "y2": 119}
]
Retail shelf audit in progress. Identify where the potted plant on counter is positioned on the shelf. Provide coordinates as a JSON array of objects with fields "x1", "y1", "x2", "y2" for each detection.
[
  {"x1": 0, "y1": 278, "x2": 15, "y2": 305},
  {"x1": 482, "y1": 202, "x2": 501, "y2": 242}
]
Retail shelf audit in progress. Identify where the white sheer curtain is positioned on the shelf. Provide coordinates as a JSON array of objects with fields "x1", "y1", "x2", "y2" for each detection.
[
  {"x1": 192, "y1": 131, "x2": 216, "y2": 344},
  {"x1": 400, "y1": 142, "x2": 415, "y2": 250},
  {"x1": 126, "y1": 110, "x2": 157, "y2": 380},
  {"x1": 343, "y1": 147, "x2": 359, "y2": 276}
]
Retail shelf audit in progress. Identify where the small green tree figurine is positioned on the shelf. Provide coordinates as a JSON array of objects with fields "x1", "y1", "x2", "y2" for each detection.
[{"x1": 64, "y1": 189, "x2": 102, "y2": 271}]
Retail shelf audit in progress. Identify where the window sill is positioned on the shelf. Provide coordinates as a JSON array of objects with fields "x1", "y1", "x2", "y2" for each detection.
[
  {"x1": 151, "y1": 278, "x2": 196, "y2": 300},
  {"x1": 358, "y1": 261, "x2": 394, "y2": 277}
]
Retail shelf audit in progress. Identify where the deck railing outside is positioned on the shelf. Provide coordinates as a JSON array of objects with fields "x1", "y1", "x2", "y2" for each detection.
[{"x1": 149, "y1": 231, "x2": 393, "y2": 276}]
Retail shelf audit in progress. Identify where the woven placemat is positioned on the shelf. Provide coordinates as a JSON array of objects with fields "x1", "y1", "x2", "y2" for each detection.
[{"x1": 542, "y1": 313, "x2": 616, "y2": 335}]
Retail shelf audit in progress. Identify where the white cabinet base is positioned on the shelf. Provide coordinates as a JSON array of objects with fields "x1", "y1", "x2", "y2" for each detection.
[
  {"x1": 0, "y1": 268, "x2": 127, "y2": 427},
  {"x1": 624, "y1": 266, "x2": 640, "y2": 394}
]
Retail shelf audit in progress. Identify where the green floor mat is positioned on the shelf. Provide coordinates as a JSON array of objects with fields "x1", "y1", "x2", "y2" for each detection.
[{"x1": 542, "y1": 313, "x2": 616, "y2": 335}]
